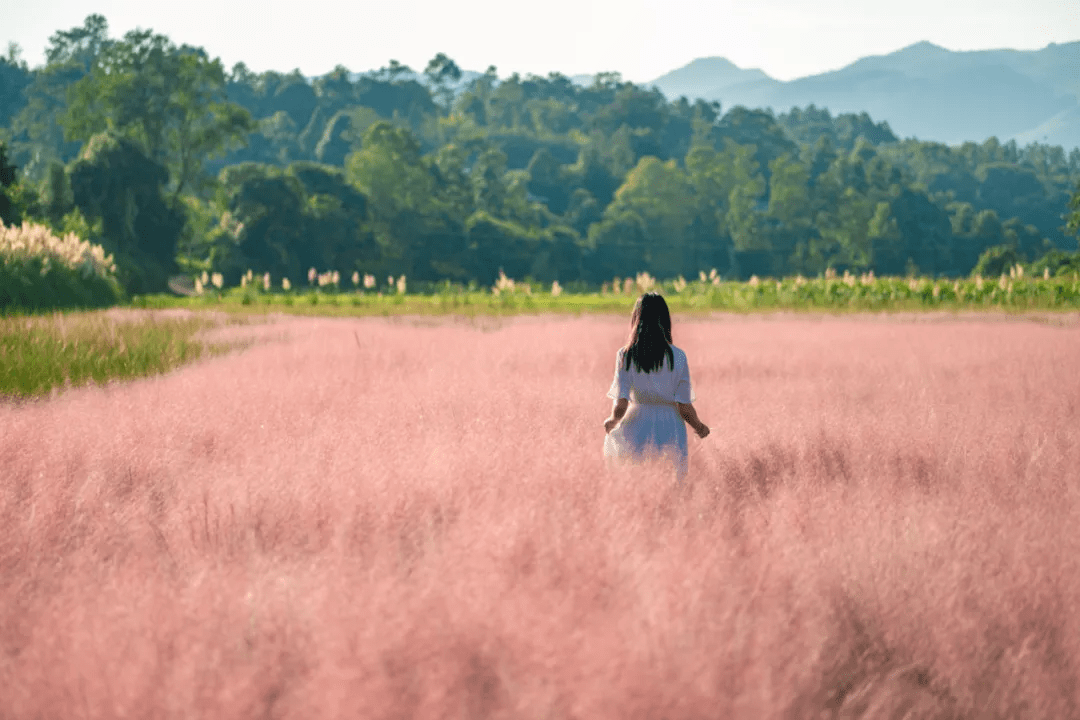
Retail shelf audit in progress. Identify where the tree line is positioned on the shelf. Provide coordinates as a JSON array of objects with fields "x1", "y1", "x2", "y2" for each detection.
[{"x1": 1, "y1": 15, "x2": 1078, "y2": 294}]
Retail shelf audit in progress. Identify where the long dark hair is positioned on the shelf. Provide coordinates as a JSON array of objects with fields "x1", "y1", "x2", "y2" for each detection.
[{"x1": 623, "y1": 293, "x2": 674, "y2": 373}]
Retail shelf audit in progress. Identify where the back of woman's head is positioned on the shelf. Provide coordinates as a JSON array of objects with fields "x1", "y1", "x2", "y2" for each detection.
[{"x1": 624, "y1": 293, "x2": 674, "y2": 373}]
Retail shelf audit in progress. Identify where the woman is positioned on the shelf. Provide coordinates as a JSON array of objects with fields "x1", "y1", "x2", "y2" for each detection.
[{"x1": 603, "y1": 293, "x2": 709, "y2": 481}]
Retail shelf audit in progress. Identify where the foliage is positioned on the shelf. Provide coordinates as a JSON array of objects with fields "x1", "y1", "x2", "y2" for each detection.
[
  {"x1": 131, "y1": 264, "x2": 1080, "y2": 319},
  {"x1": 778, "y1": 104, "x2": 898, "y2": 150},
  {"x1": 1028, "y1": 248, "x2": 1080, "y2": 278},
  {"x1": 972, "y1": 244, "x2": 1021, "y2": 278},
  {"x1": 68, "y1": 132, "x2": 185, "y2": 293},
  {"x1": 0, "y1": 46, "x2": 31, "y2": 130},
  {"x1": 207, "y1": 161, "x2": 374, "y2": 285},
  {"x1": 5, "y1": 15, "x2": 108, "y2": 183},
  {"x1": 1068, "y1": 181, "x2": 1080, "y2": 240},
  {"x1": 0, "y1": 218, "x2": 122, "y2": 312},
  {"x1": 0, "y1": 141, "x2": 19, "y2": 224},
  {"x1": 62, "y1": 27, "x2": 254, "y2": 199},
  {"x1": 3, "y1": 16, "x2": 1080, "y2": 294}
]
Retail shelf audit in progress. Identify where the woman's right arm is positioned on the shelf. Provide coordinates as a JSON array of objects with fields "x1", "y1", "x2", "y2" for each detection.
[{"x1": 677, "y1": 402, "x2": 710, "y2": 438}]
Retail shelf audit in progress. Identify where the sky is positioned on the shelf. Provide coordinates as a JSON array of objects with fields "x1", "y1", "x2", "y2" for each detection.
[{"x1": 4, "y1": 0, "x2": 1079, "y2": 82}]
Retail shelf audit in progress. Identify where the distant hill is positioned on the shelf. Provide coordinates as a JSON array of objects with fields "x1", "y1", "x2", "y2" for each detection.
[
  {"x1": 642, "y1": 57, "x2": 772, "y2": 101},
  {"x1": 649, "y1": 41, "x2": 1080, "y2": 150}
]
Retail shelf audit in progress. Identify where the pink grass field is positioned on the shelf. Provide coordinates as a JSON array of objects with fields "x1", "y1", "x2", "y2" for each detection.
[{"x1": 2, "y1": 312, "x2": 1080, "y2": 719}]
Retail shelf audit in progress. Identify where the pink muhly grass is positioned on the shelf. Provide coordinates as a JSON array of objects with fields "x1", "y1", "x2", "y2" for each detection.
[{"x1": 1, "y1": 313, "x2": 1079, "y2": 718}]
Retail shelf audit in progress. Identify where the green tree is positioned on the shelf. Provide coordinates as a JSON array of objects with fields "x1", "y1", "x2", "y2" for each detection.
[
  {"x1": 798, "y1": 141, "x2": 902, "y2": 274},
  {"x1": 378, "y1": 60, "x2": 413, "y2": 83},
  {"x1": 312, "y1": 65, "x2": 354, "y2": 112},
  {"x1": 464, "y1": 211, "x2": 536, "y2": 281},
  {"x1": 869, "y1": 189, "x2": 954, "y2": 276},
  {"x1": 867, "y1": 201, "x2": 904, "y2": 274},
  {"x1": 1068, "y1": 181, "x2": 1080, "y2": 244},
  {"x1": 593, "y1": 156, "x2": 696, "y2": 279},
  {"x1": 816, "y1": 188, "x2": 875, "y2": 270},
  {"x1": 346, "y1": 122, "x2": 433, "y2": 218},
  {"x1": 766, "y1": 153, "x2": 813, "y2": 273},
  {"x1": 313, "y1": 110, "x2": 352, "y2": 166},
  {"x1": 948, "y1": 203, "x2": 1006, "y2": 273},
  {"x1": 68, "y1": 132, "x2": 185, "y2": 292},
  {"x1": 255, "y1": 111, "x2": 302, "y2": 164},
  {"x1": 972, "y1": 245, "x2": 1020, "y2": 277},
  {"x1": 63, "y1": 29, "x2": 254, "y2": 199},
  {"x1": 715, "y1": 107, "x2": 797, "y2": 176},
  {"x1": 5, "y1": 15, "x2": 109, "y2": 183},
  {"x1": 210, "y1": 162, "x2": 373, "y2": 284},
  {"x1": 684, "y1": 140, "x2": 767, "y2": 274},
  {"x1": 0, "y1": 43, "x2": 31, "y2": 130},
  {"x1": 686, "y1": 141, "x2": 762, "y2": 235},
  {"x1": 584, "y1": 207, "x2": 648, "y2": 279},
  {"x1": 471, "y1": 147, "x2": 509, "y2": 215},
  {"x1": 345, "y1": 122, "x2": 437, "y2": 274},
  {"x1": 975, "y1": 162, "x2": 1059, "y2": 242},
  {"x1": 216, "y1": 164, "x2": 309, "y2": 281},
  {"x1": 526, "y1": 148, "x2": 571, "y2": 214},
  {"x1": 726, "y1": 175, "x2": 767, "y2": 253},
  {"x1": 565, "y1": 188, "x2": 602, "y2": 238},
  {"x1": 567, "y1": 141, "x2": 623, "y2": 208},
  {"x1": 424, "y1": 53, "x2": 463, "y2": 115},
  {"x1": 293, "y1": 162, "x2": 374, "y2": 273},
  {"x1": 39, "y1": 160, "x2": 74, "y2": 224},
  {"x1": 45, "y1": 13, "x2": 111, "y2": 66},
  {"x1": 430, "y1": 144, "x2": 473, "y2": 223},
  {"x1": 525, "y1": 97, "x2": 575, "y2": 138},
  {"x1": 0, "y1": 141, "x2": 20, "y2": 224}
]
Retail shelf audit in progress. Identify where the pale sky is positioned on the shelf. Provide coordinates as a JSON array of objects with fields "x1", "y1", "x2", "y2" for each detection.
[{"x1": 4, "y1": 0, "x2": 1079, "y2": 82}]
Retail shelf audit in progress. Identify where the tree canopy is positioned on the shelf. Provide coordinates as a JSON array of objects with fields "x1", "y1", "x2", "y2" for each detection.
[
  {"x1": 3, "y1": 14, "x2": 1079, "y2": 294},
  {"x1": 1068, "y1": 182, "x2": 1080, "y2": 242},
  {"x1": 62, "y1": 28, "x2": 253, "y2": 200}
]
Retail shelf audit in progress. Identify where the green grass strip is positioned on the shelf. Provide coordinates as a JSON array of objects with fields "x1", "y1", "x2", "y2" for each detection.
[
  {"x1": 0, "y1": 312, "x2": 235, "y2": 399},
  {"x1": 127, "y1": 272, "x2": 1080, "y2": 318}
]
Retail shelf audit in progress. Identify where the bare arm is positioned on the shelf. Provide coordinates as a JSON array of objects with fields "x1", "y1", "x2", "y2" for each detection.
[
  {"x1": 604, "y1": 398, "x2": 629, "y2": 433},
  {"x1": 678, "y1": 402, "x2": 710, "y2": 438}
]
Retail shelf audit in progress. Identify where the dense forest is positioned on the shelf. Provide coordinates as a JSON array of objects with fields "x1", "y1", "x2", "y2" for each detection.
[{"x1": 1, "y1": 15, "x2": 1079, "y2": 293}]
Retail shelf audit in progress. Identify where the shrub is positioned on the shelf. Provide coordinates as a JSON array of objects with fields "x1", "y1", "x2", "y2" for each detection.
[
  {"x1": 0, "y1": 219, "x2": 123, "y2": 312},
  {"x1": 1028, "y1": 249, "x2": 1080, "y2": 278},
  {"x1": 972, "y1": 244, "x2": 1020, "y2": 278}
]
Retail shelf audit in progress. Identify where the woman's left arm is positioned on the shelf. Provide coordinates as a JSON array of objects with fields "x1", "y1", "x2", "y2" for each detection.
[{"x1": 604, "y1": 398, "x2": 629, "y2": 433}]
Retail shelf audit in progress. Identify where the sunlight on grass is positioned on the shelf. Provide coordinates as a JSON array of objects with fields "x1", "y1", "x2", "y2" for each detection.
[
  {"x1": 0, "y1": 311, "x2": 242, "y2": 399},
  {"x1": 130, "y1": 269, "x2": 1080, "y2": 318}
]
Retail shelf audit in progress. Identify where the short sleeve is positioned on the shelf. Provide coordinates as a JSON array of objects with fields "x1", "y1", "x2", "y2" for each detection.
[
  {"x1": 606, "y1": 348, "x2": 632, "y2": 401},
  {"x1": 673, "y1": 350, "x2": 695, "y2": 404}
]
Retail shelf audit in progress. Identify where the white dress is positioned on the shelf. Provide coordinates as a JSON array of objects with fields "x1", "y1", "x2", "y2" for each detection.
[{"x1": 604, "y1": 344, "x2": 696, "y2": 480}]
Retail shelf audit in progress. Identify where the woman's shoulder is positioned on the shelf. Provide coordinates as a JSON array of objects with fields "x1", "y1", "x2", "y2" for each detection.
[{"x1": 670, "y1": 344, "x2": 689, "y2": 363}]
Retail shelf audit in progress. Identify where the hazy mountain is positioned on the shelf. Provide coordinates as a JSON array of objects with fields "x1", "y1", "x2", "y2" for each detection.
[
  {"x1": 649, "y1": 41, "x2": 1080, "y2": 150},
  {"x1": 643, "y1": 57, "x2": 774, "y2": 101}
]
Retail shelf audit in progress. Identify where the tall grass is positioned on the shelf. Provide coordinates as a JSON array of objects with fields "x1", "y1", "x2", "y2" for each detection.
[
  {"x1": 0, "y1": 310, "x2": 238, "y2": 398},
  {"x1": 136, "y1": 267, "x2": 1080, "y2": 316},
  {"x1": 1, "y1": 314, "x2": 1078, "y2": 717},
  {"x1": 0, "y1": 220, "x2": 122, "y2": 312}
]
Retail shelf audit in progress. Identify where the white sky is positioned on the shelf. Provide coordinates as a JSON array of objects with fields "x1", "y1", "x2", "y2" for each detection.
[{"x1": 4, "y1": 0, "x2": 1079, "y2": 82}]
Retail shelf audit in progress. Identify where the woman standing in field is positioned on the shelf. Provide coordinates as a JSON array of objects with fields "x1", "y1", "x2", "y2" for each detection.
[{"x1": 603, "y1": 293, "x2": 709, "y2": 481}]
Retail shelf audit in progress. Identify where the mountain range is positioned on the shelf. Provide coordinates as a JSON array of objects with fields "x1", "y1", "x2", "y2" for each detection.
[{"x1": 645, "y1": 41, "x2": 1080, "y2": 150}]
